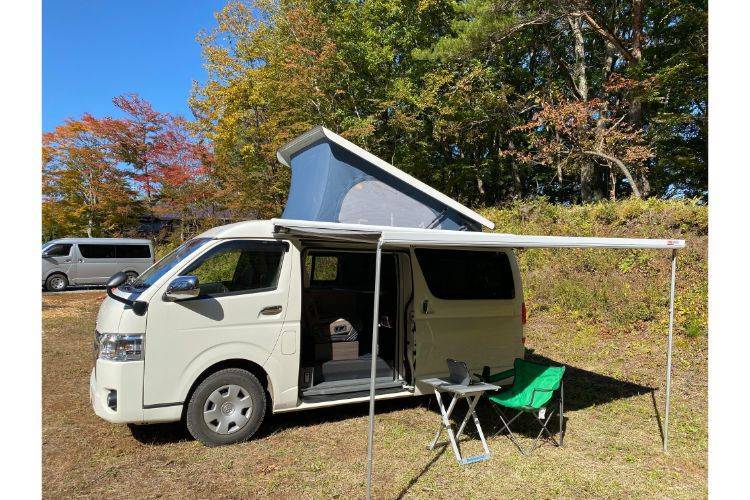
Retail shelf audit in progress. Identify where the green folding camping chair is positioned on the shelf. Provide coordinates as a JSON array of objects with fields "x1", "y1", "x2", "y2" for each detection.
[{"x1": 483, "y1": 358, "x2": 566, "y2": 455}]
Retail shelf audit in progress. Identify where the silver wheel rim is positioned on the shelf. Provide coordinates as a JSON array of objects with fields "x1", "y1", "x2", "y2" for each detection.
[
  {"x1": 49, "y1": 276, "x2": 65, "y2": 290},
  {"x1": 125, "y1": 273, "x2": 138, "y2": 284},
  {"x1": 203, "y1": 384, "x2": 253, "y2": 435}
]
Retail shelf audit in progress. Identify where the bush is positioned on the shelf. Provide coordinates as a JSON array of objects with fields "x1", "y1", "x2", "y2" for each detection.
[{"x1": 481, "y1": 198, "x2": 707, "y2": 338}]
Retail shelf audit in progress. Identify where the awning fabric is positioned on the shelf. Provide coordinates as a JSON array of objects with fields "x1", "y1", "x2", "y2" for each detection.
[{"x1": 272, "y1": 218, "x2": 686, "y2": 250}]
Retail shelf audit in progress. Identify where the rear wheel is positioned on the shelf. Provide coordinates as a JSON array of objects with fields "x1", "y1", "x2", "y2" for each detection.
[
  {"x1": 186, "y1": 368, "x2": 266, "y2": 447},
  {"x1": 124, "y1": 271, "x2": 138, "y2": 284},
  {"x1": 45, "y1": 273, "x2": 68, "y2": 292}
]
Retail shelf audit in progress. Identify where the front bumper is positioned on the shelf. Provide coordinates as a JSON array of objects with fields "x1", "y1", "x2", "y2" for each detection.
[{"x1": 90, "y1": 360, "x2": 145, "y2": 424}]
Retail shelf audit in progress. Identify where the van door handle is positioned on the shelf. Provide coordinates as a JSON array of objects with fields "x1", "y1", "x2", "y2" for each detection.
[{"x1": 260, "y1": 305, "x2": 283, "y2": 315}]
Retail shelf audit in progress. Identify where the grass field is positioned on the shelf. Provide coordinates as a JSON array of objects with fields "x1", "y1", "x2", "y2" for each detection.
[{"x1": 42, "y1": 287, "x2": 707, "y2": 498}]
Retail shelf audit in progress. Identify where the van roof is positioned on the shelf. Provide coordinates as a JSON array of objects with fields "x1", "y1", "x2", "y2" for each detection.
[{"x1": 45, "y1": 238, "x2": 152, "y2": 245}]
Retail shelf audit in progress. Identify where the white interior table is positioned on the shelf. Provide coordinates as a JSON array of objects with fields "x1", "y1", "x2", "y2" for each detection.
[{"x1": 420, "y1": 377, "x2": 500, "y2": 465}]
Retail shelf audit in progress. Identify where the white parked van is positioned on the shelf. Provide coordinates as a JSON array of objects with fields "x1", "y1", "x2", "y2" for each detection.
[
  {"x1": 90, "y1": 220, "x2": 525, "y2": 446},
  {"x1": 90, "y1": 127, "x2": 525, "y2": 446}
]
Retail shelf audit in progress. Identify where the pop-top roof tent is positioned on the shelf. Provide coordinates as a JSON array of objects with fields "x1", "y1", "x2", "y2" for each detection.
[
  {"x1": 275, "y1": 127, "x2": 685, "y2": 499},
  {"x1": 277, "y1": 126, "x2": 494, "y2": 231}
]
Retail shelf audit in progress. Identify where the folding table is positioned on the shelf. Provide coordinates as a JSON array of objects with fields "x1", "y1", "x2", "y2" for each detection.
[{"x1": 419, "y1": 377, "x2": 500, "y2": 465}]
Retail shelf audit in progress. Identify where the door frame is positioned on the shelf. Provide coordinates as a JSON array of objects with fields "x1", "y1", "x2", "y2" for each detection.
[{"x1": 298, "y1": 245, "x2": 413, "y2": 386}]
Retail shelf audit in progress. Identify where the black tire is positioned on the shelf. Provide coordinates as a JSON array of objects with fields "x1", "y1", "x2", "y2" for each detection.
[
  {"x1": 124, "y1": 271, "x2": 139, "y2": 284},
  {"x1": 45, "y1": 273, "x2": 68, "y2": 292},
  {"x1": 186, "y1": 368, "x2": 266, "y2": 447}
]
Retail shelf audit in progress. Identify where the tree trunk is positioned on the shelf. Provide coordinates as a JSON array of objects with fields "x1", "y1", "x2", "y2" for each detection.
[
  {"x1": 506, "y1": 139, "x2": 522, "y2": 199},
  {"x1": 629, "y1": 0, "x2": 650, "y2": 197},
  {"x1": 631, "y1": 0, "x2": 643, "y2": 62},
  {"x1": 567, "y1": 14, "x2": 600, "y2": 202},
  {"x1": 582, "y1": 150, "x2": 642, "y2": 198},
  {"x1": 567, "y1": 15, "x2": 588, "y2": 101},
  {"x1": 581, "y1": 163, "x2": 596, "y2": 202}
]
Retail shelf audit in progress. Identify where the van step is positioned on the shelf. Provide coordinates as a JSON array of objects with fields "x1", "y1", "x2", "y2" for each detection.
[
  {"x1": 300, "y1": 385, "x2": 408, "y2": 404},
  {"x1": 301, "y1": 377, "x2": 403, "y2": 397}
]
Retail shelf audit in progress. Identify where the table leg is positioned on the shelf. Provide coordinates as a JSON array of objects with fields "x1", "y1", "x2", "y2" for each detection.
[
  {"x1": 428, "y1": 389, "x2": 446, "y2": 450},
  {"x1": 428, "y1": 389, "x2": 462, "y2": 461},
  {"x1": 455, "y1": 394, "x2": 482, "y2": 439},
  {"x1": 471, "y1": 397, "x2": 491, "y2": 457}
]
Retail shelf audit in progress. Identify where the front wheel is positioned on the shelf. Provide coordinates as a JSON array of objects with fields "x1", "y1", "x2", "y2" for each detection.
[{"x1": 186, "y1": 368, "x2": 267, "y2": 447}]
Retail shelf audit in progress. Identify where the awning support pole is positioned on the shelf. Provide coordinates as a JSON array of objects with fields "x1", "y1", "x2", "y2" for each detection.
[
  {"x1": 366, "y1": 239, "x2": 383, "y2": 500},
  {"x1": 664, "y1": 249, "x2": 677, "y2": 453}
]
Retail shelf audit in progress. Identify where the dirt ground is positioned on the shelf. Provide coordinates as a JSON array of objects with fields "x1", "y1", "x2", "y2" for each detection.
[{"x1": 42, "y1": 291, "x2": 707, "y2": 498}]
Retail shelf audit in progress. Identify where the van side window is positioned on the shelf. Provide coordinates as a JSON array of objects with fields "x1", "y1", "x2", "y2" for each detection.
[
  {"x1": 45, "y1": 244, "x2": 72, "y2": 257},
  {"x1": 115, "y1": 245, "x2": 151, "y2": 258},
  {"x1": 79, "y1": 244, "x2": 116, "y2": 259},
  {"x1": 181, "y1": 240, "x2": 285, "y2": 297},
  {"x1": 306, "y1": 252, "x2": 376, "y2": 290},
  {"x1": 415, "y1": 249, "x2": 515, "y2": 300},
  {"x1": 311, "y1": 255, "x2": 339, "y2": 284}
]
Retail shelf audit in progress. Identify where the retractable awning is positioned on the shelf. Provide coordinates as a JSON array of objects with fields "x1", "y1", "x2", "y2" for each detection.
[
  {"x1": 271, "y1": 218, "x2": 685, "y2": 499},
  {"x1": 272, "y1": 218, "x2": 685, "y2": 250}
]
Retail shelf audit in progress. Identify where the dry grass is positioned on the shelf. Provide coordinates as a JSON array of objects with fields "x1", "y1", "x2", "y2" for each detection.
[{"x1": 42, "y1": 290, "x2": 706, "y2": 499}]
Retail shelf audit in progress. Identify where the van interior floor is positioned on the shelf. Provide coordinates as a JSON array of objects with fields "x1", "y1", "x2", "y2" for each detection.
[{"x1": 301, "y1": 356, "x2": 402, "y2": 398}]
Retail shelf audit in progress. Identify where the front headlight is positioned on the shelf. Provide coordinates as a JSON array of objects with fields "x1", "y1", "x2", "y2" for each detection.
[{"x1": 97, "y1": 333, "x2": 144, "y2": 361}]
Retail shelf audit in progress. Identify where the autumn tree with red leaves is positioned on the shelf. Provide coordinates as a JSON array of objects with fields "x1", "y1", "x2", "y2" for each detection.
[
  {"x1": 43, "y1": 115, "x2": 141, "y2": 239},
  {"x1": 42, "y1": 95, "x2": 215, "y2": 240}
]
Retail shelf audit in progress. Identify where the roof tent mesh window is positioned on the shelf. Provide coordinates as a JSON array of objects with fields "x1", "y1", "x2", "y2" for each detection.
[
  {"x1": 282, "y1": 140, "x2": 481, "y2": 231},
  {"x1": 415, "y1": 249, "x2": 515, "y2": 300}
]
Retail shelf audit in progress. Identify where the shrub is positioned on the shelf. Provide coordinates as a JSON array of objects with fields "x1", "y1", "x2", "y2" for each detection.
[{"x1": 481, "y1": 198, "x2": 707, "y2": 338}]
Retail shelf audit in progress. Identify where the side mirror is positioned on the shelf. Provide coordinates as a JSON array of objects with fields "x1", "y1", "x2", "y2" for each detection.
[
  {"x1": 107, "y1": 272, "x2": 128, "y2": 289},
  {"x1": 164, "y1": 275, "x2": 200, "y2": 301},
  {"x1": 105, "y1": 272, "x2": 149, "y2": 316}
]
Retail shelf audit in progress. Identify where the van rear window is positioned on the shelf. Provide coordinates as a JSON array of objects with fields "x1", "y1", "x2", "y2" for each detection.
[
  {"x1": 115, "y1": 245, "x2": 151, "y2": 258},
  {"x1": 414, "y1": 249, "x2": 515, "y2": 300}
]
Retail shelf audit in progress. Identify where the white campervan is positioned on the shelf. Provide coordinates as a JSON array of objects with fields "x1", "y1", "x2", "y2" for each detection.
[{"x1": 90, "y1": 127, "x2": 526, "y2": 446}]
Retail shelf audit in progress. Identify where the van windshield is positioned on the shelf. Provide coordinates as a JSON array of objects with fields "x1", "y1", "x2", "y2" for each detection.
[{"x1": 128, "y1": 238, "x2": 212, "y2": 291}]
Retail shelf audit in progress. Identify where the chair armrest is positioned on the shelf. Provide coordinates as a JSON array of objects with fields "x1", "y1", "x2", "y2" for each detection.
[{"x1": 487, "y1": 368, "x2": 515, "y2": 383}]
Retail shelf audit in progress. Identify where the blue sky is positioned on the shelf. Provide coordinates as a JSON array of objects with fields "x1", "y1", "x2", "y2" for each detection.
[{"x1": 43, "y1": 0, "x2": 226, "y2": 131}]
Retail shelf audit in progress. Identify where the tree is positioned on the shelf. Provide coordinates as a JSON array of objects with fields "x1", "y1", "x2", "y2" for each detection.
[
  {"x1": 43, "y1": 115, "x2": 141, "y2": 238},
  {"x1": 42, "y1": 95, "x2": 215, "y2": 240},
  {"x1": 419, "y1": 0, "x2": 707, "y2": 201}
]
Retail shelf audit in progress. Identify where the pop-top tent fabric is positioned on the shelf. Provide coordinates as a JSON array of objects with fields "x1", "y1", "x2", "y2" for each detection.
[{"x1": 276, "y1": 126, "x2": 494, "y2": 231}]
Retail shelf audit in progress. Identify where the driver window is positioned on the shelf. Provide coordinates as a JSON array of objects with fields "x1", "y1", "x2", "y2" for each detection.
[
  {"x1": 181, "y1": 240, "x2": 285, "y2": 297},
  {"x1": 45, "y1": 244, "x2": 72, "y2": 257}
]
